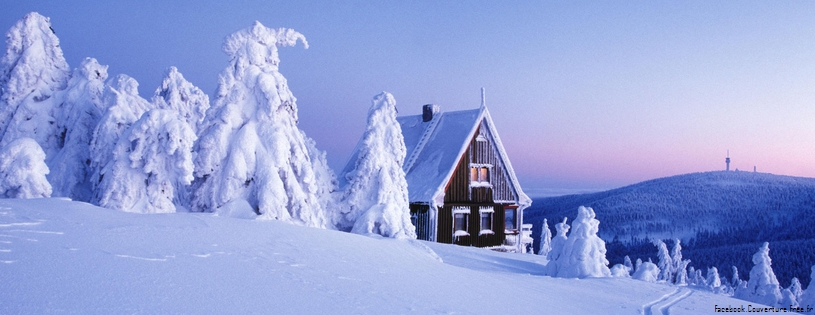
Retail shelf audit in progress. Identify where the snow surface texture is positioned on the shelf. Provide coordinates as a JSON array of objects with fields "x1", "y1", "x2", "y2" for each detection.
[
  {"x1": 0, "y1": 12, "x2": 69, "y2": 161},
  {"x1": 0, "y1": 198, "x2": 759, "y2": 314},
  {"x1": 47, "y1": 57, "x2": 108, "y2": 200},
  {"x1": 735, "y1": 242, "x2": 783, "y2": 306},
  {"x1": 192, "y1": 22, "x2": 334, "y2": 227},
  {"x1": 96, "y1": 109, "x2": 195, "y2": 213},
  {"x1": 340, "y1": 92, "x2": 416, "y2": 239},
  {"x1": 0, "y1": 138, "x2": 51, "y2": 198},
  {"x1": 548, "y1": 206, "x2": 611, "y2": 278}
]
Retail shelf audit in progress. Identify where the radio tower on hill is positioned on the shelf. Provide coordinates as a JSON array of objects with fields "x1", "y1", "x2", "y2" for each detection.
[{"x1": 725, "y1": 150, "x2": 731, "y2": 171}]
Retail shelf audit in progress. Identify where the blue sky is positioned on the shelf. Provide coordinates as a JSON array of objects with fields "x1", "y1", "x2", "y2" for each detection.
[{"x1": 3, "y1": 1, "x2": 814, "y2": 196}]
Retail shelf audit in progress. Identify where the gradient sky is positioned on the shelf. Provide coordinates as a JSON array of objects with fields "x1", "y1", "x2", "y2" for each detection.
[{"x1": 3, "y1": 1, "x2": 814, "y2": 196}]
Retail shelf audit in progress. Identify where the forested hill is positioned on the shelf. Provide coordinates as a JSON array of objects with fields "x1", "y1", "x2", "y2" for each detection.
[{"x1": 525, "y1": 171, "x2": 815, "y2": 286}]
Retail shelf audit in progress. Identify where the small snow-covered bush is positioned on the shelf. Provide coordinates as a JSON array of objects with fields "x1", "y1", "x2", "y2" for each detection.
[
  {"x1": 0, "y1": 138, "x2": 51, "y2": 198},
  {"x1": 632, "y1": 261, "x2": 660, "y2": 283},
  {"x1": 548, "y1": 206, "x2": 610, "y2": 278},
  {"x1": 611, "y1": 264, "x2": 631, "y2": 278}
]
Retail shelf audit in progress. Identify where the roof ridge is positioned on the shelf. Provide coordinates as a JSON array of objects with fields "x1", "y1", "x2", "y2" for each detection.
[{"x1": 402, "y1": 113, "x2": 442, "y2": 173}]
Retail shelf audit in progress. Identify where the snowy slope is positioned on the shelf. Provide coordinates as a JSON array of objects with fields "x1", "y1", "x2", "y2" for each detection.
[{"x1": 0, "y1": 198, "x2": 764, "y2": 314}]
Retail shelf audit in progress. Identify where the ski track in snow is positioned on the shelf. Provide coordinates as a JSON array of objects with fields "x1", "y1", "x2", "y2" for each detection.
[
  {"x1": 641, "y1": 288, "x2": 693, "y2": 315},
  {"x1": 114, "y1": 254, "x2": 169, "y2": 262}
]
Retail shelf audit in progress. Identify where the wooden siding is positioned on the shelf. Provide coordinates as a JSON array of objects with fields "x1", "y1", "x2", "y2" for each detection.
[{"x1": 430, "y1": 120, "x2": 520, "y2": 247}]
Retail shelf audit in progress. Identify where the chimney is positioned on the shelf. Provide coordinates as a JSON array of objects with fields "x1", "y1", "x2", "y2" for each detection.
[{"x1": 422, "y1": 104, "x2": 439, "y2": 122}]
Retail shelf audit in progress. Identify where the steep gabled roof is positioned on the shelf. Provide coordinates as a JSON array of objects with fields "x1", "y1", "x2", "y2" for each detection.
[{"x1": 340, "y1": 106, "x2": 531, "y2": 209}]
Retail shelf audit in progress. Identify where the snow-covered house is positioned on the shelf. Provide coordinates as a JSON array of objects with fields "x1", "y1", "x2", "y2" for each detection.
[{"x1": 342, "y1": 94, "x2": 531, "y2": 250}]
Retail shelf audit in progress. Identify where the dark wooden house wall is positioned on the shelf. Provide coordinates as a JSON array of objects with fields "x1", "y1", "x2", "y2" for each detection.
[{"x1": 434, "y1": 122, "x2": 517, "y2": 247}]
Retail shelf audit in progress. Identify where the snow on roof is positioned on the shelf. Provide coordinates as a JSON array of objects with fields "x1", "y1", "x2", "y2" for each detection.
[{"x1": 341, "y1": 105, "x2": 531, "y2": 209}]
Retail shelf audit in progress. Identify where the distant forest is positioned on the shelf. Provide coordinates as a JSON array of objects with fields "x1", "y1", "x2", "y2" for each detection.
[{"x1": 526, "y1": 171, "x2": 815, "y2": 287}]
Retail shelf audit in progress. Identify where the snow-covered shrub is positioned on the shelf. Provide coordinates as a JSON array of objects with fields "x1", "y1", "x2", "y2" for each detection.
[
  {"x1": 340, "y1": 92, "x2": 415, "y2": 238},
  {"x1": 788, "y1": 277, "x2": 803, "y2": 303},
  {"x1": 735, "y1": 242, "x2": 782, "y2": 307},
  {"x1": 623, "y1": 255, "x2": 634, "y2": 273},
  {"x1": 632, "y1": 261, "x2": 660, "y2": 283},
  {"x1": 538, "y1": 218, "x2": 552, "y2": 257},
  {"x1": 675, "y1": 260, "x2": 689, "y2": 286},
  {"x1": 48, "y1": 58, "x2": 108, "y2": 200},
  {"x1": 0, "y1": 12, "x2": 69, "y2": 159},
  {"x1": 192, "y1": 22, "x2": 335, "y2": 227},
  {"x1": 545, "y1": 217, "x2": 569, "y2": 276},
  {"x1": 151, "y1": 66, "x2": 209, "y2": 134},
  {"x1": 0, "y1": 138, "x2": 51, "y2": 198},
  {"x1": 549, "y1": 206, "x2": 611, "y2": 278},
  {"x1": 780, "y1": 288, "x2": 798, "y2": 309},
  {"x1": 611, "y1": 264, "x2": 631, "y2": 278},
  {"x1": 95, "y1": 109, "x2": 195, "y2": 213}
]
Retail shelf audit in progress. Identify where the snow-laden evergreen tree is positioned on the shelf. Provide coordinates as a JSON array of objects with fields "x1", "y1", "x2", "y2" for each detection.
[
  {"x1": 340, "y1": 92, "x2": 415, "y2": 238},
  {"x1": 675, "y1": 259, "x2": 690, "y2": 286},
  {"x1": 96, "y1": 109, "x2": 195, "y2": 213},
  {"x1": 799, "y1": 265, "x2": 815, "y2": 314},
  {"x1": 48, "y1": 58, "x2": 108, "y2": 200},
  {"x1": 732, "y1": 266, "x2": 743, "y2": 288},
  {"x1": 656, "y1": 240, "x2": 674, "y2": 282},
  {"x1": 151, "y1": 66, "x2": 210, "y2": 135},
  {"x1": 671, "y1": 239, "x2": 683, "y2": 283},
  {"x1": 780, "y1": 288, "x2": 798, "y2": 309},
  {"x1": 788, "y1": 277, "x2": 803, "y2": 303},
  {"x1": 545, "y1": 217, "x2": 569, "y2": 276},
  {"x1": 688, "y1": 266, "x2": 698, "y2": 286},
  {"x1": 89, "y1": 74, "x2": 153, "y2": 204},
  {"x1": 192, "y1": 22, "x2": 335, "y2": 227},
  {"x1": 692, "y1": 268, "x2": 707, "y2": 286},
  {"x1": 735, "y1": 242, "x2": 782, "y2": 307},
  {"x1": 551, "y1": 206, "x2": 611, "y2": 278},
  {"x1": 707, "y1": 267, "x2": 722, "y2": 291},
  {"x1": 624, "y1": 255, "x2": 634, "y2": 273},
  {"x1": 538, "y1": 218, "x2": 552, "y2": 257},
  {"x1": 0, "y1": 12, "x2": 69, "y2": 160},
  {"x1": 0, "y1": 137, "x2": 51, "y2": 198},
  {"x1": 635, "y1": 258, "x2": 642, "y2": 274}
]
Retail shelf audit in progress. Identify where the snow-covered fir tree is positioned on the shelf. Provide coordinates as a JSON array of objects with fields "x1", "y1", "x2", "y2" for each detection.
[
  {"x1": 788, "y1": 277, "x2": 803, "y2": 303},
  {"x1": 151, "y1": 66, "x2": 210, "y2": 135},
  {"x1": 550, "y1": 206, "x2": 611, "y2": 278},
  {"x1": 538, "y1": 218, "x2": 552, "y2": 257},
  {"x1": 339, "y1": 92, "x2": 415, "y2": 238},
  {"x1": 95, "y1": 109, "x2": 195, "y2": 213},
  {"x1": 89, "y1": 74, "x2": 153, "y2": 204},
  {"x1": 0, "y1": 137, "x2": 51, "y2": 198},
  {"x1": 656, "y1": 240, "x2": 674, "y2": 282},
  {"x1": 192, "y1": 22, "x2": 335, "y2": 227},
  {"x1": 707, "y1": 267, "x2": 722, "y2": 291},
  {"x1": 735, "y1": 242, "x2": 782, "y2": 307},
  {"x1": 0, "y1": 12, "x2": 69, "y2": 160},
  {"x1": 732, "y1": 266, "x2": 742, "y2": 288},
  {"x1": 675, "y1": 259, "x2": 689, "y2": 286},
  {"x1": 545, "y1": 217, "x2": 569, "y2": 276},
  {"x1": 48, "y1": 58, "x2": 108, "y2": 200},
  {"x1": 670, "y1": 239, "x2": 684, "y2": 283}
]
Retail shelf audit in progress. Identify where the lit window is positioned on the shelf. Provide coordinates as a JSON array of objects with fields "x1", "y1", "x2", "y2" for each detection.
[{"x1": 470, "y1": 166, "x2": 490, "y2": 183}]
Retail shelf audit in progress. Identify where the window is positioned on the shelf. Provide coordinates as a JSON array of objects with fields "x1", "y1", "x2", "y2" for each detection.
[
  {"x1": 452, "y1": 206, "x2": 470, "y2": 236},
  {"x1": 505, "y1": 208, "x2": 516, "y2": 231},
  {"x1": 479, "y1": 206, "x2": 494, "y2": 235},
  {"x1": 469, "y1": 166, "x2": 490, "y2": 183}
]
